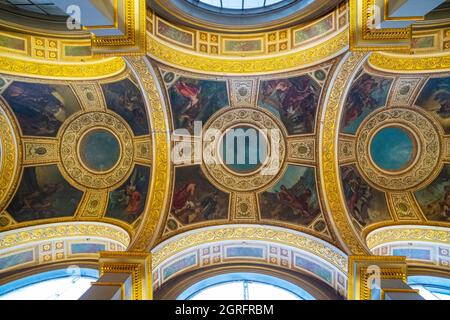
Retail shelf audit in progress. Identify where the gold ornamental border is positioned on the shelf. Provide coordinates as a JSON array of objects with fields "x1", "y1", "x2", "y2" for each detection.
[
  {"x1": 0, "y1": 221, "x2": 131, "y2": 252},
  {"x1": 366, "y1": 225, "x2": 450, "y2": 249},
  {"x1": 201, "y1": 107, "x2": 288, "y2": 193},
  {"x1": 151, "y1": 225, "x2": 348, "y2": 273},
  {"x1": 0, "y1": 100, "x2": 21, "y2": 215},
  {"x1": 57, "y1": 111, "x2": 135, "y2": 191},
  {"x1": 368, "y1": 52, "x2": 450, "y2": 73},
  {"x1": 146, "y1": 28, "x2": 349, "y2": 75},
  {"x1": 355, "y1": 107, "x2": 443, "y2": 191},
  {"x1": 319, "y1": 52, "x2": 369, "y2": 255},
  {"x1": 125, "y1": 57, "x2": 172, "y2": 252},
  {"x1": 0, "y1": 56, "x2": 127, "y2": 80}
]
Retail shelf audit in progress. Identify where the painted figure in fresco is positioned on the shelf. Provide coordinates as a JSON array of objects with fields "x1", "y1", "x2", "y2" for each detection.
[
  {"x1": 169, "y1": 77, "x2": 229, "y2": 134},
  {"x1": 342, "y1": 74, "x2": 392, "y2": 131},
  {"x1": 259, "y1": 166, "x2": 320, "y2": 226},
  {"x1": 440, "y1": 186, "x2": 450, "y2": 219},
  {"x1": 435, "y1": 85, "x2": 450, "y2": 119},
  {"x1": 259, "y1": 76, "x2": 319, "y2": 134},
  {"x1": 170, "y1": 166, "x2": 229, "y2": 226},
  {"x1": 102, "y1": 79, "x2": 149, "y2": 136},
  {"x1": 172, "y1": 183, "x2": 198, "y2": 223},
  {"x1": 106, "y1": 166, "x2": 150, "y2": 223},
  {"x1": 7, "y1": 166, "x2": 83, "y2": 222},
  {"x1": 175, "y1": 81, "x2": 202, "y2": 131},
  {"x1": 276, "y1": 185, "x2": 311, "y2": 218},
  {"x1": 199, "y1": 192, "x2": 218, "y2": 220},
  {"x1": 125, "y1": 185, "x2": 143, "y2": 216},
  {"x1": 4, "y1": 83, "x2": 69, "y2": 136},
  {"x1": 341, "y1": 167, "x2": 373, "y2": 226}
]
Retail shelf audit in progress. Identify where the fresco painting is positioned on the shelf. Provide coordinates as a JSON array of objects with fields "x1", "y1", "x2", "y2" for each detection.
[
  {"x1": 170, "y1": 166, "x2": 229, "y2": 226},
  {"x1": 106, "y1": 165, "x2": 151, "y2": 224},
  {"x1": 223, "y1": 39, "x2": 262, "y2": 52},
  {"x1": 226, "y1": 247, "x2": 264, "y2": 259},
  {"x1": 71, "y1": 243, "x2": 106, "y2": 254},
  {"x1": 392, "y1": 248, "x2": 431, "y2": 260},
  {"x1": 0, "y1": 251, "x2": 34, "y2": 271},
  {"x1": 416, "y1": 77, "x2": 450, "y2": 134},
  {"x1": 340, "y1": 165, "x2": 390, "y2": 227},
  {"x1": 340, "y1": 72, "x2": 392, "y2": 134},
  {"x1": 168, "y1": 76, "x2": 229, "y2": 134},
  {"x1": 102, "y1": 78, "x2": 149, "y2": 136},
  {"x1": 415, "y1": 164, "x2": 450, "y2": 222},
  {"x1": 157, "y1": 19, "x2": 194, "y2": 47},
  {"x1": 162, "y1": 254, "x2": 197, "y2": 280},
  {"x1": 7, "y1": 165, "x2": 83, "y2": 222},
  {"x1": 258, "y1": 75, "x2": 321, "y2": 135},
  {"x1": 259, "y1": 165, "x2": 321, "y2": 226},
  {"x1": 294, "y1": 14, "x2": 334, "y2": 44},
  {"x1": 295, "y1": 255, "x2": 333, "y2": 284},
  {"x1": 2, "y1": 82, "x2": 81, "y2": 137}
]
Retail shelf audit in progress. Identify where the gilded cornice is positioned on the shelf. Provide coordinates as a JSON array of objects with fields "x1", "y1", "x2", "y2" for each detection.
[
  {"x1": 368, "y1": 52, "x2": 450, "y2": 73},
  {"x1": 151, "y1": 225, "x2": 348, "y2": 274},
  {"x1": 366, "y1": 225, "x2": 450, "y2": 249},
  {"x1": 0, "y1": 55, "x2": 126, "y2": 80},
  {"x1": 0, "y1": 221, "x2": 131, "y2": 252},
  {"x1": 125, "y1": 57, "x2": 172, "y2": 252},
  {"x1": 319, "y1": 52, "x2": 370, "y2": 255},
  {"x1": 147, "y1": 29, "x2": 349, "y2": 75}
]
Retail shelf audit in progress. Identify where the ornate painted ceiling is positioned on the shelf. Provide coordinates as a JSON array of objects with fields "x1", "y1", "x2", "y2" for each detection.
[{"x1": 0, "y1": 0, "x2": 449, "y2": 299}]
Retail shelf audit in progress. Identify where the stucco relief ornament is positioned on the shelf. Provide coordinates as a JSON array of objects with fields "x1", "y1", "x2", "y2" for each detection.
[
  {"x1": 355, "y1": 106, "x2": 443, "y2": 191},
  {"x1": 201, "y1": 107, "x2": 288, "y2": 193},
  {"x1": 57, "y1": 111, "x2": 135, "y2": 190}
]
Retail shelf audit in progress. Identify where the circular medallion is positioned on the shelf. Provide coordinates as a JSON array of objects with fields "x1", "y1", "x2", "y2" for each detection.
[
  {"x1": 58, "y1": 112, "x2": 134, "y2": 190},
  {"x1": 201, "y1": 107, "x2": 287, "y2": 192},
  {"x1": 78, "y1": 129, "x2": 121, "y2": 172},
  {"x1": 356, "y1": 107, "x2": 443, "y2": 191}
]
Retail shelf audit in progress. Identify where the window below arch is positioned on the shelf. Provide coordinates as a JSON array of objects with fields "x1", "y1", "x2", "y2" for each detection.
[
  {"x1": 0, "y1": 267, "x2": 99, "y2": 300},
  {"x1": 177, "y1": 272, "x2": 315, "y2": 300},
  {"x1": 408, "y1": 276, "x2": 450, "y2": 300}
]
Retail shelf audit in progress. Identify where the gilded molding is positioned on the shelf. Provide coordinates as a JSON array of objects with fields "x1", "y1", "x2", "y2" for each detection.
[
  {"x1": 77, "y1": 190, "x2": 109, "y2": 219},
  {"x1": 0, "y1": 101, "x2": 20, "y2": 214},
  {"x1": 151, "y1": 225, "x2": 348, "y2": 273},
  {"x1": 320, "y1": 52, "x2": 369, "y2": 255},
  {"x1": 201, "y1": 107, "x2": 287, "y2": 193},
  {"x1": 0, "y1": 56, "x2": 126, "y2": 80},
  {"x1": 366, "y1": 225, "x2": 450, "y2": 249},
  {"x1": 22, "y1": 138, "x2": 58, "y2": 165},
  {"x1": 71, "y1": 83, "x2": 106, "y2": 111},
  {"x1": 230, "y1": 193, "x2": 258, "y2": 221},
  {"x1": 368, "y1": 52, "x2": 450, "y2": 73},
  {"x1": 355, "y1": 107, "x2": 443, "y2": 191},
  {"x1": 57, "y1": 111, "x2": 135, "y2": 190},
  {"x1": 387, "y1": 193, "x2": 421, "y2": 221},
  {"x1": 0, "y1": 222, "x2": 131, "y2": 252},
  {"x1": 348, "y1": 255, "x2": 407, "y2": 300},
  {"x1": 125, "y1": 57, "x2": 171, "y2": 251},
  {"x1": 146, "y1": 29, "x2": 349, "y2": 74},
  {"x1": 98, "y1": 251, "x2": 152, "y2": 300},
  {"x1": 287, "y1": 137, "x2": 316, "y2": 163}
]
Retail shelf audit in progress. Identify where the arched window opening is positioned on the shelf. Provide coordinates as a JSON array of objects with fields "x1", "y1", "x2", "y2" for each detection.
[
  {"x1": 177, "y1": 272, "x2": 316, "y2": 300},
  {"x1": 0, "y1": 267, "x2": 99, "y2": 300},
  {"x1": 408, "y1": 276, "x2": 450, "y2": 300}
]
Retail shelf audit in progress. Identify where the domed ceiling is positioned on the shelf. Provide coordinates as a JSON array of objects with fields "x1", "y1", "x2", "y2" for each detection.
[
  {"x1": 0, "y1": 0, "x2": 449, "y2": 290},
  {"x1": 0, "y1": 71, "x2": 152, "y2": 232}
]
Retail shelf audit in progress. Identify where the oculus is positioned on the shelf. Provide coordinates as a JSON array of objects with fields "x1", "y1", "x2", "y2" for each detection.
[
  {"x1": 78, "y1": 129, "x2": 121, "y2": 173},
  {"x1": 369, "y1": 126, "x2": 416, "y2": 172},
  {"x1": 219, "y1": 125, "x2": 268, "y2": 174}
]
